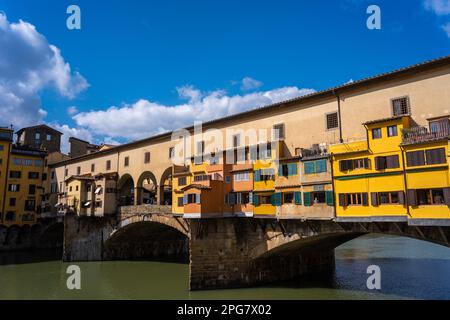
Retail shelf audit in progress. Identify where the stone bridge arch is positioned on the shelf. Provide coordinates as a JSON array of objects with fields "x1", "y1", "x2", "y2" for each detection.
[
  {"x1": 118, "y1": 173, "x2": 135, "y2": 206},
  {"x1": 103, "y1": 213, "x2": 189, "y2": 261}
]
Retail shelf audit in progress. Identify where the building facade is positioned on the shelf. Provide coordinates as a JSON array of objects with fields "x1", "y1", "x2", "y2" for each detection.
[{"x1": 34, "y1": 55, "x2": 450, "y2": 226}]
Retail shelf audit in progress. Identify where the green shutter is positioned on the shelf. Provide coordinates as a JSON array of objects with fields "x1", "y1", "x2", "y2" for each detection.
[
  {"x1": 316, "y1": 159, "x2": 327, "y2": 173},
  {"x1": 294, "y1": 191, "x2": 302, "y2": 205},
  {"x1": 253, "y1": 195, "x2": 260, "y2": 206},
  {"x1": 288, "y1": 163, "x2": 298, "y2": 176},
  {"x1": 303, "y1": 192, "x2": 311, "y2": 207},
  {"x1": 271, "y1": 192, "x2": 282, "y2": 206},
  {"x1": 326, "y1": 191, "x2": 334, "y2": 206},
  {"x1": 254, "y1": 170, "x2": 261, "y2": 182},
  {"x1": 278, "y1": 165, "x2": 283, "y2": 177},
  {"x1": 304, "y1": 161, "x2": 314, "y2": 174}
]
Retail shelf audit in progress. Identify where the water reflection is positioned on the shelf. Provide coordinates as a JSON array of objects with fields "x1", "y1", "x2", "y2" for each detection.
[{"x1": 0, "y1": 234, "x2": 449, "y2": 300}]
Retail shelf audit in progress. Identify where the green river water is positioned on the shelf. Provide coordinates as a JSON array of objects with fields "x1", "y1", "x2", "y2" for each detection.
[{"x1": 1, "y1": 234, "x2": 450, "y2": 300}]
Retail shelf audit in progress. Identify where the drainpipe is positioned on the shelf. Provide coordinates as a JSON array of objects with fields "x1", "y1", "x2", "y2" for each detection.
[
  {"x1": 333, "y1": 90, "x2": 344, "y2": 143},
  {"x1": 1, "y1": 140, "x2": 12, "y2": 224},
  {"x1": 329, "y1": 153, "x2": 337, "y2": 220},
  {"x1": 400, "y1": 145, "x2": 411, "y2": 217}
]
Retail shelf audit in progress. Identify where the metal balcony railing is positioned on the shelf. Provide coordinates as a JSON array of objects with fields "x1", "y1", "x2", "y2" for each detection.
[{"x1": 401, "y1": 126, "x2": 450, "y2": 145}]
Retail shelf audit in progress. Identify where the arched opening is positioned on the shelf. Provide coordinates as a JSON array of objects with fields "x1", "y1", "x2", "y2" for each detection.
[
  {"x1": 104, "y1": 221, "x2": 189, "y2": 262},
  {"x1": 39, "y1": 222, "x2": 64, "y2": 248},
  {"x1": 118, "y1": 174, "x2": 135, "y2": 206},
  {"x1": 137, "y1": 171, "x2": 158, "y2": 205},
  {"x1": 160, "y1": 167, "x2": 173, "y2": 205}
]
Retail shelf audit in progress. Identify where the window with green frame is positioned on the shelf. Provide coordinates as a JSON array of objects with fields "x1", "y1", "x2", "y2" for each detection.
[{"x1": 303, "y1": 159, "x2": 327, "y2": 174}]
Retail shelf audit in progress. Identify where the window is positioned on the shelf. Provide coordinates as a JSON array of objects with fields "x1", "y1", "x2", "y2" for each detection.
[
  {"x1": 8, "y1": 184, "x2": 20, "y2": 192},
  {"x1": 375, "y1": 155, "x2": 400, "y2": 170},
  {"x1": 35, "y1": 133, "x2": 40, "y2": 140},
  {"x1": 24, "y1": 159, "x2": 32, "y2": 166},
  {"x1": 65, "y1": 168, "x2": 68, "y2": 177},
  {"x1": 42, "y1": 173, "x2": 47, "y2": 181},
  {"x1": 233, "y1": 134, "x2": 241, "y2": 148},
  {"x1": 91, "y1": 163, "x2": 95, "y2": 172},
  {"x1": 430, "y1": 119, "x2": 450, "y2": 134},
  {"x1": 76, "y1": 185, "x2": 79, "y2": 192},
  {"x1": 406, "y1": 148, "x2": 445, "y2": 167},
  {"x1": 387, "y1": 125, "x2": 398, "y2": 137},
  {"x1": 392, "y1": 96, "x2": 410, "y2": 116},
  {"x1": 9, "y1": 198, "x2": 16, "y2": 206},
  {"x1": 339, "y1": 158, "x2": 370, "y2": 171},
  {"x1": 279, "y1": 163, "x2": 298, "y2": 177},
  {"x1": 178, "y1": 177, "x2": 187, "y2": 186},
  {"x1": 46, "y1": 134, "x2": 52, "y2": 141},
  {"x1": 425, "y1": 148, "x2": 446, "y2": 165},
  {"x1": 169, "y1": 147, "x2": 175, "y2": 159},
  {"x1": 24, "y1": 200, "x2": 35, "y2": 211},
  {"x1": 95, "y1": 201, "x2": 102, "y2": 208},
  {"x1": 233, "y1": 172, "x2": 250, "y2": 181},
  {"x1": 9, "y1": 171, "x2": 21, "y2": 179},
  {"x1": 304, "y1": 159, "x2": 327, "y2": 174},
  {"x1": 406, "y1": 150, "x2": 425, "y2": 167},
  {"x1": 197, "y1": 141, "x2": 205, "y2": 155},
  {"x1": 378, "y1": 192, "x2": 400, "y2": 204},
  {"x1": 372, "y1": 128, "x2": 382, "y2": 139},
  {"x1": 260, "y1": 195, "x2": 272, "y2": 205},
  {"x1": 35, "y1": 160, "x2": 42, "y2": 167},
  {"x1": 186, "y1": 194, "x2": 200, "y2": 204},
  {"x1": 283, "y1": 192, "x2": 294, "y2": 204},
  {"x1": 178, "y1": 197, "x2": 184, "y2": 207},
  {"x1": 124, "y1": 157, "x2": 129, "y2": 167},
  {"x1": 254, "y1": 168, "x2": 275, "y2": 181},
  {"x1": 273, "y1": 123, "x2": 285, "y2": 139},
  {"x1": 51, "y1": 171, "x2": 55, "y2": 179},
  {"x1": 106, "y1": 160, "x2": 111, "y2": 171},
  {"x1": 144, "y1": 152, "x2": 151, "y2": 164},
  {"x1": 28, "y1": 172, "x2": 39, "y2": 179},
  {"x1": 0, "y1": 145, "x2": 3, "y2": 151},
  {"x1": 259, "y1": 143, "x2": 272, "y2": 159},
  {"x1": 28, "y1": 185, "x2": 36, "y2": 195},
  {"x1": 194, "y1": 174, "x2": 210, "y2": 182},
  {"x1": 339, "y1": 193, "x2": 369, "y2": 206},
  {"x1": 225, "y1": 175, "x2": 231, "y2": 183},
  {"x1": 415, "y1": 189, "x2": 446, "y2": 205},
  {"x1": 326, "y1": 112, "x2": 339, "y2": 130},
  {"x1": 77, "y1": 167, "x2": 81, "y2": 175},
  {"x1": 312, "y1": 191, "x2": 326, "y2": 204},
  {"x1": 5, "y1": 212, "x2": 16, "y2": 221}
]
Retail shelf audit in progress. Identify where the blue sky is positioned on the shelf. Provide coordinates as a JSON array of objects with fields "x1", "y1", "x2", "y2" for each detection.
[{"x1": 0, "y1": 0, "x2": 449, "y2": 151}]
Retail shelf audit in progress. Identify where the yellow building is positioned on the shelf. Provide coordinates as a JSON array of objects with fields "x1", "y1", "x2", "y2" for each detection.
[
  {"x1": 0, "y1": 127, "x2": 14, "y2": 224},
  {"x1": 331, "y1": 115, "x2": 450, "y2": 224},
  {"x1": 2, "y1": 145, "x2": 46, "y2": 226}
]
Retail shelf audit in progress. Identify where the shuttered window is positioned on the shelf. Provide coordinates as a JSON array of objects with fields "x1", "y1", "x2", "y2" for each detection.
[
  {"x1": 304, "y1": 159, "x2": 327, "y2": 174},
  {"x1": 253, "y1": 195, "x2": 260, "y2": 206},
  {"x1": 406, "y1": 151, "x2": 426, "y2": 167},
  {"x1": 303, "y1": 192, "x2": 311, "y2": 207},
  {"x1": 376, "y1": 155, "x2": 400, "y2": 170},
  {"x1": 326, "y1": 191, "x2": 334, "y2": 206},
  {"x1": 294, "y1": 192, "x2": 302, "y2": 205},
  {"x1": 279, "y1": 163, "x2": 298, "y2": 177},
  {"x1": 339, "y1": 194, "x2": 347, "y2": 207},
  {"x1": 425, "y1": 148, "x2": 446, "y2": 165},
  {"x1": 271, "y1": 193, "x2": 282, "y2": 206}
]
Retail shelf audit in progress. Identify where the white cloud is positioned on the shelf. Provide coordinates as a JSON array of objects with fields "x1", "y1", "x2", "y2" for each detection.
[
  {"x1": 0, "y1": 12, "x2": 88, "y2": 129},
  {"x1": 67, "y1": 106, "x2": 78, "y2": 115},
  {"x1": 241, "y1": 77, "x2": 263, "y2": 91},
  {"x1": 442, "y1": 22, "x2": 450, "y2": 37},
  {"x1": 48, "y1": 123, "x2": 94, "y2": 154},
  {"x1": 73, "y1": 86, "x2": 316, "y2": 141},
  {"x1": 424, "y1": 0, "x2": 450, "y2": 15}
]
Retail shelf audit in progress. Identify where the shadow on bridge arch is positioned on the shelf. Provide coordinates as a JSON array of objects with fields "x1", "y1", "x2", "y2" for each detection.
[
  {"x1": 118, "y1": 174, "x2": 135, "y2": 206},
  {"x1": 137, "y1": 171, "x2": 158, "y2": 205},
  {"x1": 103, "y1": 218, "x2": 189, "y2": 262}
]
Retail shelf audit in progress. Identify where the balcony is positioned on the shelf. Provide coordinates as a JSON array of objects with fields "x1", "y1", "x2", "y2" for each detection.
[{"x1": 401, "y1": 126, "x2": 450, "y2": 145}]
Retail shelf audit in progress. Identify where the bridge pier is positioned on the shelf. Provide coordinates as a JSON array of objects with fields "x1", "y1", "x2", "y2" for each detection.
[{"x1": 188, "y1": 218, "x2": 355, "y2": 290}]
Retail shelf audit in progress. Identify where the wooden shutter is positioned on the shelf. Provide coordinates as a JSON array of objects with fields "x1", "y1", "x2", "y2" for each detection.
[
  {"x1": 386, "y1": 155, "x2": 400, "y2": 169},
  {"x1": 339, "y1": 194, "x2": 346, "y2": 207},
  {"x1": 398, "y1": 191, "x2": 405, "y2": 205},
  {"x1": 326, "y1": 191, "x2": 334, "y2": 206},
  {"x1": 304, "y1": 161, "x2": 315, "y2": 174},
  {"x1": 363, "y1": 158, "x2": 370, "y2": 169},
  {"x1": 407, "y1": 190, "x2": 417, "y2": 206},
  {"x1": 444, "y1": 188, "x2": 450, "y2": 207},
  {"x1": 317, "y1": 159, "x2": 327, "y2": 173},
  {"x1": 371, "y1": 193, "x2": 378, "y2": 206},
  {"x1": 271, "y1": 193, "x2": 282, "y2": 206},
  {"x1": 278, "y1": 165, "x2": 284, "y2": 177},
  {"x1": 294, "y1": 192, "x2": 302, "y2": 205},
  {"x1": 288, "y1": 163, "x2": 298, "y2": 176},
  {"x1": 362, "y1": 193, "x2": 369, "y2": 206},
  {"x1": 253, "y1": 195, "x2": 260, "y2": 206},
  {"x1": 229, "y1": 193, "x2": 236, "y2": 205},
  {"x1": 303, "y1": 192, "x2": 311, "y2": 207},
  {"x1": 339, "y1": 160, "x2": 347, "y2": 171},
  {"x1": 254, "y1": 170, "x2": 261, "y2": 182}
]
